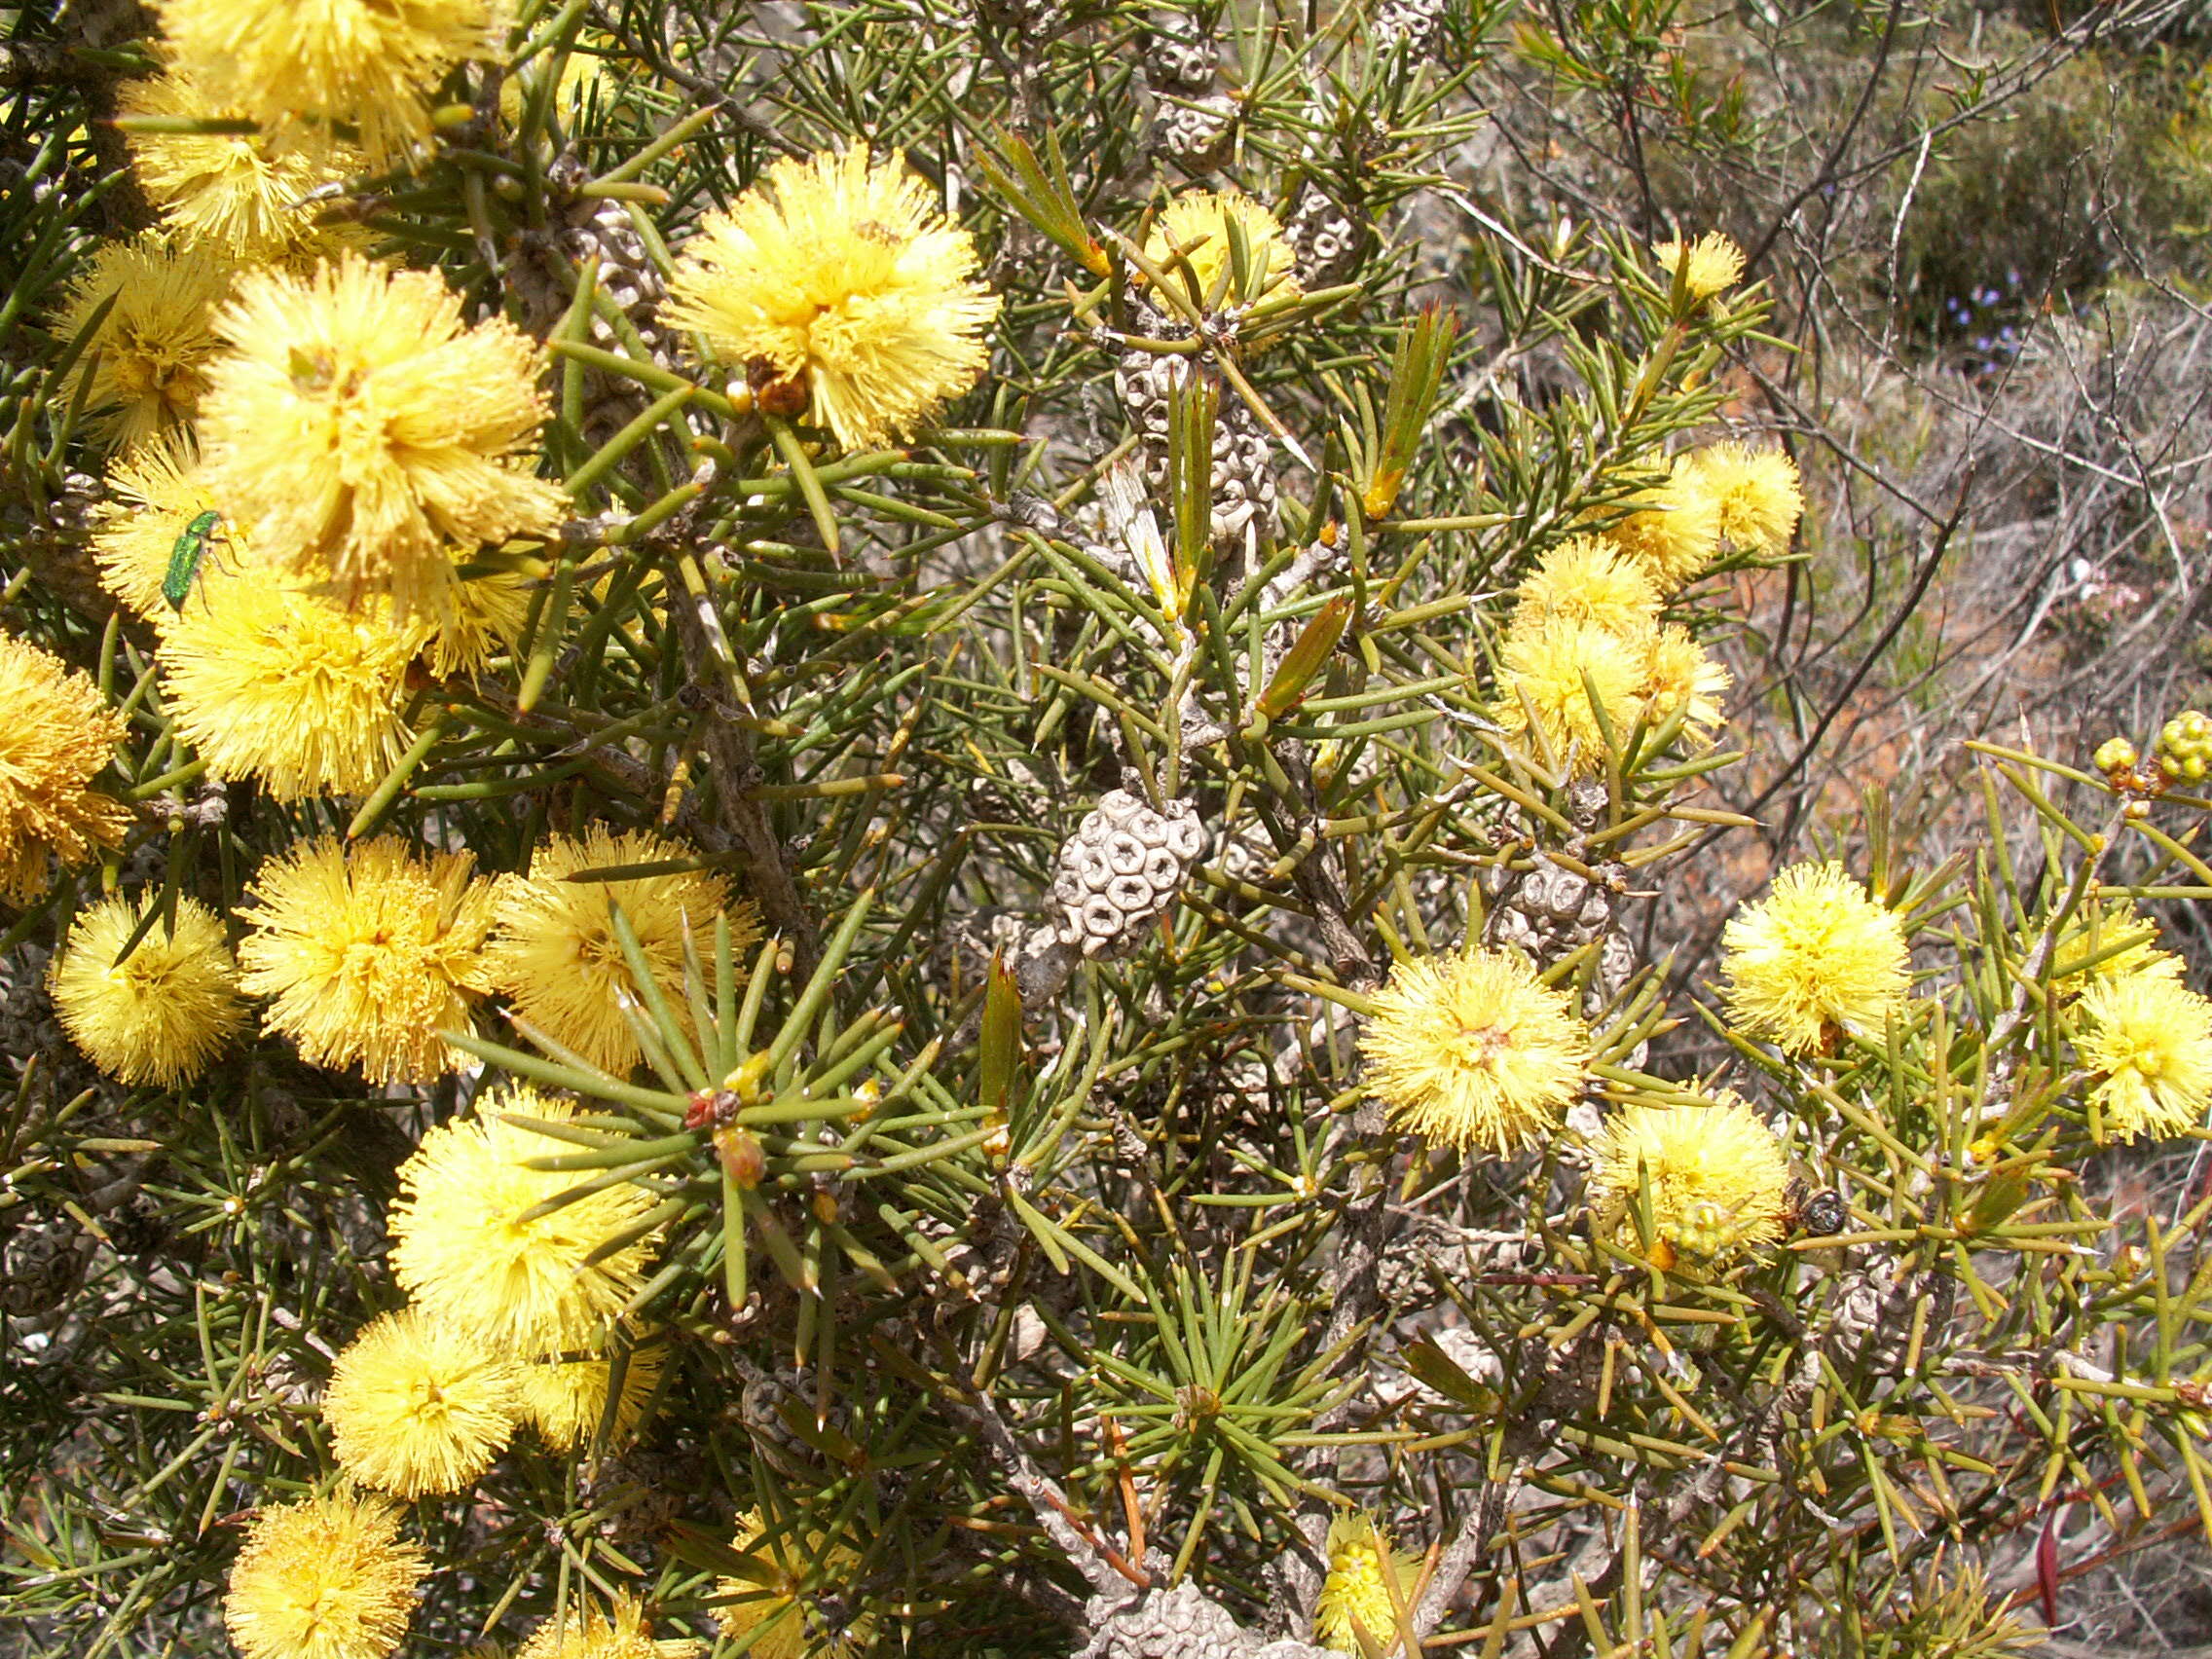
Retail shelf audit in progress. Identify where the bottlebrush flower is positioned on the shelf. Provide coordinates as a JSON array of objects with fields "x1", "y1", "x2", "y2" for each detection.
[
  {"x1": 1314, "y1": 1510, "x2": 1421, "y2": 1652},
  {"x1": 155, "y1": 0, "x2": 494, "y2": 166},
  {"x1": 48, "y1": 895, "x2": 248, "y2": 1087},
  {"x1": 92, "y1": 434, "x2": 222, "y2": 617},
  {"x1": 1642, "y1": 623, "x2": 1730, "y2": 743},
  {"x1": 1684, "y1": 441, "x2": 1803, "y2": 555},
  {"x1": 1654, "y1": 231, "x2": 1746, "y2": 300},
  {"x1": 1601, "y1": 453, "x2": 1723, "y2": 589},
  {"x1": 1720, "y1": 862, "x2": 1910, "y2": 1056},
  {"x1": 1511, "y1": 535, "x2": 1660, "y2": 639},
  {"x1": 2076, "y1": 972, "x2": 2212, "y2": 1142},
  {"x1": 0, "y1": 635, "x2": 131, "y2": 904},
  {"x1": 517, "y1": 1590, "x2": 703, "y2": 1659},
  {"x1": 197, "y1": 252, "x2": 567, "y2": 620},
  {"x1": 711, "y1": 1514, "x2": 870, "y2": 1659},
  {"x1": 119, "y1": 64, "x2": 361, "y2": 255},
  {"x1": 56, "y1": 233, "x2": 236, "y2": 452},
  {"x1": 323, "y1": 1308, "x2": 521, "y2": 1496},
  {"x1": 1358, "y1": 947, "x2": 1588, "y2": 1154},
  {"x1": 1142, "y1": 186, "x2": 1301, "y2": 308},
  {"x1": 387, "y1": 1085, "x2": 664, "y2": 1358},
  {"x1": 485, "y1": 827, "x2": 756, "y2": 1076},
  {"x1": 1593, "y1": 1095, "x2": 1791, "y2": 1266},
  {"x1": 661, "y1": 142, "x2": 1000, "y2": 450},
  {"x1": 1493, "y1": 615, "x2": 1650, "y2": 774},
  {"x1": 516, "y1": 1336, "x2": 665, "y2": 1451},
  {"x1": 236, "y1": 835, "x2": 497, "y2": 1084},
  {"x1": 160, "y1": 565, "x2": 428, "y2": 799},
  {"x1": 223, "y1": 1489, "x2": 426, "y2": 1659}
]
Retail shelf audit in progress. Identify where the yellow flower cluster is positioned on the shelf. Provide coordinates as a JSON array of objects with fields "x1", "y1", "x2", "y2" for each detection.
[
  {"x1": 1313, "y1": 1511, "x2": 1421, "y2": 1652},
  {"x1": 2073, "y1": 965, "x2": 2212, "y2": 1142},
  {"x1": 224, "y1": 1490, "x2": 426, "y2": 1659},
  {"x1": 1491, "y1": 534, "x2": 1730, "y2": 774},
  {"x1": 712, "y1": 1513, "x2": 873, "y2": 1659},
  {"x1": 1593, "y1": 1094, "x2": 1792, "y2": 1268},
  {"x1": 1599, "y1": 442, "x2": 1802, "y2": 589},
  {"x1": 312, "y1": 1088, "x2": 670, "y2": 1505},
  {"x1": 1719, "y1": 861, "x2": 1910, "y2": 1056},
  {"x1": 48, "y1": 896, "x2": 247, "y2": 1087},
  {"x1": 0, "y1": 635, "x2": 131, "y2": 905},
  {"x1": 1142, "y1": 188, "x2": 1302, "y2": 311},
  {"x1": 664, "y1": 143, "x2": 1000, "y2": 451},
  {"x1": 1358, "y1": 946, "x2": 1589, "y2": 1154}
]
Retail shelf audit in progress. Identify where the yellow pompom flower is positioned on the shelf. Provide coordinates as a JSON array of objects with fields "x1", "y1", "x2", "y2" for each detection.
[
  {"x1": 198, "y1": 252, "x2": 568, "y2": 619},
  {"x1": 1654, "y1": 232, "x2": 1746, "y2": 300},
  {"x1": 0, "y1": 634, "x2": 131, "y2": 905},
  {"x1": 712, "y1": 1514, "x2": 870, "y2": 1659},
  {"x1": 1593, "y1": 1096, "x2": 1791, "y2": 1266},
  {"x1": 48, "y1": 895, "x2": 248, "y2": 1087},
  {"x1": 1511, "y1": 535, "x2": 1659, "y2": 639},
  {"x1": 517, "y1": 1591, "x2": 704, "y2": 1659},
  {"x1": 237, "y1": 836, "x2": 498, "y2": 1084},
  {"x1": 119, "y1": 65, "x2": 360, "y2": 255},
  {"x1": 387, "y1": 1085, "x2": 666, "y2": 1357},
  {"x1": 161, "y1": 566, "x2": 429, "y2": 799},
  {"x1": 1313, "y1": 1511, "x2": 1421, "y2": 1653},
  {"x1": 1493, "y1": 616, "x2": 1649, "y2": 774},
  {"x1": 1142, "y1": 187, "x2": 1302, "y2": 309},
  {"x1": 2075, "y1": 973, "x2": 2212, "y2": 1142},
  {"x1": 92, "y1": 435, "x2": 221, "y2": 616},
  {"x1": 155, "y1": 0, "x2": 493, "y2": 167},
  {"x1": 323, "y1": 1308, "x2": 521, "y2": 1497},
  {"x1": 223, "y1": 1489, "x2": 427, "y2": 1659},
  {"x1": 1358, "y1": 947, "x2": 1588, "y2": 1154},
  {"x1": 485, "y1": 828, "x2": 757, "y2": 1076},
  {"x1": 423, "y1": 569, "x2": 534, "y2": 679},
  {"x1": 1720, "y1": 862, "x2": 1910, "y2": 1056},
  {"x1": 56, "y1": 234, "x2": 236, "y2": 451},
  {"x1": 516, "y1": 1336, "x2": 665, "y2": 1451},
  {"x1": 1684, "y1": 441, "x2": 1803, "y2": 555},
  {"x1": 2040, "y1": 902, "x2": 2184, "y2": 996},
  {"x1": 1602, "y1": 454, "x2": 1723, "y2": 588},
  {"x1": 661, "y1": 142, "x2": 1000, "y2": 451},
  {"x1": 1642, "y1": 624, "x2": 1731, "y2": 742}
]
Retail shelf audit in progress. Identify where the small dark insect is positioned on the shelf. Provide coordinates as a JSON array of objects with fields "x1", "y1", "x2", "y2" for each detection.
[
  {"x1": 1798, "y1": 1187, "x2": 1847, "y2": 1236},
  {"x1": 164, "y1": 509, "x2": 221, "y2": 612},
  {"x1": 746, "y1": 353, "x2": 810, "y2": 421}
]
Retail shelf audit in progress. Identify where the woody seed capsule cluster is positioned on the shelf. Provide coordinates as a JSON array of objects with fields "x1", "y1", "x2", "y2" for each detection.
[
  {"x1": 1049, "y1": 789, "x2": 1210, "y2": 958},
  {"x1": 1115, "y1": 329, "x2": 1278, "y2": 546}
]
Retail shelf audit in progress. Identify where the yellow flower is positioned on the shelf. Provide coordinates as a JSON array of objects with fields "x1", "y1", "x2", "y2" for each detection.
[
  {"x1": 1511, "y1": 535, "x2": 1659, "y2": 639},
  {"x1": 198, "y1": 252, "x2": 567, "y2": 620},
  {"x1": 711, "y1": 1514, "x2": 870, "y2": 1659},
  {"x1": 1313, "y1": 1511, "x2": 1421, "y2": 1653},
  {"x1": 1654, "y1": 232, "x2": 1746, "y2": 300},
  {"x1": 48, "y1": 895, "x2": 248, "y2": 1087},
  {"x1": 1601, "y1": 454, "x2": 1722, "y2": 588},
  {"x1": 516, "y1": 1335, "x2": 665, "y2": 1451},
  {"x1": 485, "y1": 828, "x2": 757, "y2": 1076},
  {"x1": 1493, "y1": 616, "x2": 1649, "y2": 774},
  {"x1": 237, "y1": 835, "x2": 498, "y2": 1084},
  {"x1": 119, "y1": 65, "x2": 361, "y2": 255},
  {"x1": 161, "y1": 564, "x2": 429, "y2": 799},
  {"x1": 155, "y1": 0, "x2": 494, "y2": 167},
  {"x1": 55, "y1": 233, "x2": 236, "y2": 451},
  {"x1": 2040, "y1": 902, "x2": 2184, "y2": 996},
  {"x1": 1593, "y1": 1095, "x2": 1791, "y2": 1265},
  {"x1": 2076, "y1": 973, "x2": 2212, "y2": 1141},
  {"x1": 1358, "y1": 947, "x2": 1588, "y2": 1154},
  {"x1": 423, "y1": 568, "x2": 534, "y2": 679},
  {"x1": 661, "y1": 142, "x2": 1000, "y2": 451},
  {"x1": 1642, "y1": 624, "x2": 1730, "y2": 742},
  {"x1": 387, "y1": 1085, "x2": 665, "y2": 1357},
  {"x1": 1142, "y1": 187, "x2": 1301, "y2": 309},
  {"x1": 323, "y1": 1308, "x2": 521, "y2": 1497},
  {"x1": 517, "y1": 1591, "x2": 704, "y2": 1659},
  {"x1": 223, "y1": 1489, "x2": 426, "y2": 1659},
  {"x1": 92, "y1": 434, "x2": 222, "y2": 616},
  {"x1": 1720, "y1": 862, "x2": 1909, "y2": 1056},
  {"x1": 1683, "y1": 442, "x2": 1802, "y2": 555},
  {"x1": 0, "y1": 634, "x2": 131, "y2": 905}
]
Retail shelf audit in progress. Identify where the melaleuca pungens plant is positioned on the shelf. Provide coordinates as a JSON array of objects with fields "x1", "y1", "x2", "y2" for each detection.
[{"x1": 0, "y1": 0, "x2": 2208, "y2": 1655}]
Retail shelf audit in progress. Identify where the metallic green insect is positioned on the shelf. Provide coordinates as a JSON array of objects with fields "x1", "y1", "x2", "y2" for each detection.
[{"x1": 163, "y1": 510, "x2": 220, "y2": 612}]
